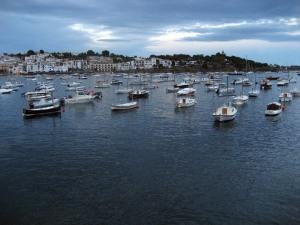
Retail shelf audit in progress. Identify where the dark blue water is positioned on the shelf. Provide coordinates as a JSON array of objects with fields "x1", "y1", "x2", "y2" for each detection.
[{"x1": 1, "y1": 73, "x2": 300, "y2": 225}]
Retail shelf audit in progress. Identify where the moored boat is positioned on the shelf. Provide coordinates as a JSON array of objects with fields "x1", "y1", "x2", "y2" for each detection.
[
  {"x1": 213, "y1": 104, "x2": 237, "y2": 122},
  {"x1": 128, "y1": 90, "x2": 150, "y2": 99},
  {"x1": 111, "y1": 102, "x2": 138, "y2": 111},
  {"x1": 279, "y1": 92, "x2": 293, "y2": 102},
  {"x1": 176, "y1": 97, "x2": 196, "y2": 108},
  {"x1": 265, "y1": 102, "x2": 282, "y2": 116}
]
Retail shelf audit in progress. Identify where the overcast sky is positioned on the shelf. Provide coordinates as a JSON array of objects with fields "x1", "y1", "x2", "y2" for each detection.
[{"x1": 1, "y1": 0, "x2": 300, "y2": 65}]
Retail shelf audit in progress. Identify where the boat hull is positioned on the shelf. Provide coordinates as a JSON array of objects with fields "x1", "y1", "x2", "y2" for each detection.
[{"x1": 23, "y1": 105, "x2": 61, "y2": 118}]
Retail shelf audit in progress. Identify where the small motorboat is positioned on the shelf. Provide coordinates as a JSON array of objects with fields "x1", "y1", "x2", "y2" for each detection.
[
  {"x1": 216, "y1": 87, "x2": 235, "y2": 96},
  {"x1": 207, "y1": 84, "x2": 219, "y2": 92},
  {"x1": 174, "y1": 82, "x2": 191, "y2": 89},
  {"x1": 279, "y1": 92, "x2": 293, "y2": 102},
  {"x1": 277, "y1": 80, "x2": 289, "y2": 86},
  {"x1": 111, "y1": 79, "x2": 123, "y2": 85},
  {"x1": 265, "y1": 102, "x2": 282, "y2": 116},
  {"x1": 266, "y1": 76, "x2": 279, "y2": 80},
  {"x1": 78, "y1": 75, "x2": 88, "y2": 79},
  {"x1": 64, "y1": 90, "x2": 101, "y2": 104},
  {"x1": 233, "y1": 95, "x2": 249, "y2": 105},
  {"x1": 0, "y1": 88, "x2": 13, "y2": 94},
  {"x1": 94, "y1": 81, "x2": 111, "y2": 88},
  {"x1": 242, "y1": 80, "x2": 252, "y2": 86},
  {"x1": 248, "y1": 89, "x2": 260, "y2": 97},
  {"x1": 177, "y1": 88, "x2": 196, "y2": 96},
  {"x1": 128, "y1": 90, "x2": 149, "y2": 99},
  {"x1": 2, "y1": 82, "x2": 19, "y2": 91},
  {"x1": 260, "y1": 79, "x2": 272, "y2": 90},
  {"x1": 176, "y1": 97, "x2": 196, "y2": 108},
  {"x1": 232, "y1": 78, "x2": 249, "y2": 85},
  {"x1": 111, "y1": 102, "x2": 138, "y2": 111},
  {"x1": 213, "y1": 104, "x2": 237, "y2": 122}
]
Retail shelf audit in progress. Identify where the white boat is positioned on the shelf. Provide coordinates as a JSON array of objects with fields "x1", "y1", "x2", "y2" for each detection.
[
  {"x1": 207, "y1": 84, "x2": 219, "y2": 92},
  {"x1": 279, "y1": 92, "x2": 293, "y2": 102},
  {"x1": 66, "y1": 86, "x2": 85, "y2": 91},
  {"x1": 232, "y1": 78, "x2": 249, "y2": 85},
  {"x1": 174, "y1": 82, "x2": 191, "y2": 89},
  {"x1": 64, "y1": 90, "x2": 101, "y2": 104},
  {"x1": 94, "y1": 81, "x2": 111, "y2": 88},
  {"x1": 216, "y1": 87, "x2": 235, "y2": 96},
  {"x1": 0, "y1": 88, "x2": 13, "y2": 94},
  {"x1": 176, "y1": 97, "x2": 196, "y2": 108},
  {"x1": 213, "y1": 104, "x2": 237, "y2": 122},
  {"x1": 248, "y1": 89, "x2": 260, "y2": 97},
  {"x1": 248, "y1": 73, "x2": 260, "y2": 97},
  {"x1": 111, "y1": 102, "x2": 138, "y2": 111},
  {"x1": 233, "y1": 95, "x2": 249, "y2": 105},
  {"x1": 115, "y1": 88, "x2": 133, "y2": 94},
  {"x1": 277, "y1": 80, "x2": 289, "y2": 86},
  {"x1": 2, "y1": 82, "x2": 19, "y2": 91},
  {"x1": 67, "y1": 82, "x2": 81, "y2": 87},
  {"x1": 177, "y1": 88, "x2": 196, "y2": 96},
  {"x1": 265, "y1": 102, "x2": 282, "y2": 116}
]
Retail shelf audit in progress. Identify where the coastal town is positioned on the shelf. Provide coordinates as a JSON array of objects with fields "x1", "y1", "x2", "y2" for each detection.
[
  {"x1": 0, "y1": 50, "x2": 290, "y2": 75},
  {"x1": 0, "y1": 51, "x2": 173, "y2": 75}
]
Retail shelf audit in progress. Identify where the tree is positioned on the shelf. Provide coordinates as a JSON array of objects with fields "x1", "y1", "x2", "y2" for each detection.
[
  {"x1": 102, "y1": 50, "x2": 110, "y2": 57},
  {"x1": 39, "y1": 49, "x2": 45, "y2": 54},
  {"x1": 27, "y1": 50, "x2": 35, "y2": 56},
  {"x1": 87, "y1": 50, "x2": 95, "y2": 56}
]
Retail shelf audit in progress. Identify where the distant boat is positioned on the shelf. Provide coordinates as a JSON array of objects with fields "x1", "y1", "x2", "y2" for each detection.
[
  {"x1": 64, "y1": 90, "x2": 101, "y2": 104},
  {"x1": 248, "y1": 73, "x2": 260, "y2": 97},
  {"x1": 176, "y1": 97, "x2": 196, "y2": 108},
  {"x1": 111, "y1": 102, "x2": 138, "y2": 111},
  {"x1": 177, "y1": 88, "x2": 196, "y2": 96},
  {"x1": 174, "y1": 82, "x2": 191, "y2": 89},
  {"x1": 228, "y1": 71, "x2": 243, "y2": 76},
  {"x1": 277, "y1": 80, "x2": 289, "y2": 86},
  {"x1": 128, "y1": 90, "x2": 149, "y2": 99},
  {"x1": 266, "y1": 76, "x2": 279, "y2": 80},
  {"x1": 233, "y1": 95, "x2": 249, "y2": 106},
  {"x1": 260, "y1": 79, "x2": 272, "y2": 90},
  {"x1": 248, "y1": 89, "x2": 260, "y2": 97},
  {"x1": 279, "y1": 92, "x2": 293, "y2": 102},
  {"x1": 265, "y1": 102, "x2": 282, "y2": 116},
  {"x1": 111, "y1": 79, "x2": 123, "y2": 85},
  {"x1": 78, "y1": 75, "x2": 88, "y2": 79}
]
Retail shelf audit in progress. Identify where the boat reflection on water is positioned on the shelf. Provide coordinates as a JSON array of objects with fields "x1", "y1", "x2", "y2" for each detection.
[{"x1": 213, "y1": 119, "x2": 236, "y2": 129}]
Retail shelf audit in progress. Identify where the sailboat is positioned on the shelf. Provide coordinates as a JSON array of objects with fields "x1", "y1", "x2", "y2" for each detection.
[
  {"x1": 115, "y1": 76, "x2": 132, "y2": 94},
  {"x1": 248, "y1": 73, "x2": 260, "y2": 97},
  {"x1": 166, "y1": 73, "x2": 179, "y2": 93},
  {"x1": 213, "y1": 75, "x2": 238, "y2": 122},
  {"x1": 233, "y1": 59, "x2": 249, "y2": 105}
]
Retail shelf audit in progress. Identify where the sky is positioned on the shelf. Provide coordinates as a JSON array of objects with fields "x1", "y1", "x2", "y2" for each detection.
[{"x1": 0, "y1": 0, "x2": 300, "y2": 65}]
